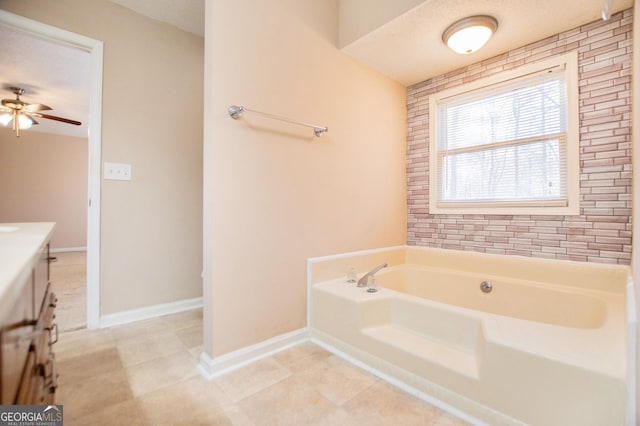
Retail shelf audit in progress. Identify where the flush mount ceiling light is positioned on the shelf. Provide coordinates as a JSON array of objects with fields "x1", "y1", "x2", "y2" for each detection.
[{"x1": 442, "y1": 15, "x2": 498, "y2": 55}]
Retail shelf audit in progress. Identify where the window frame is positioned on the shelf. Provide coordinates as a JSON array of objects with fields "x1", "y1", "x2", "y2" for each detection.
[{"x1": 428, "y1": 51, "x2": 580, "y2": 216}]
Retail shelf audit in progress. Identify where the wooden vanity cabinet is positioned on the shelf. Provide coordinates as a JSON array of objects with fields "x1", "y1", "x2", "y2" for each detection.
[
  {"x1": 0, "y1": 242, "x2": 58, "y2": 405},
  {"x1": 0, "y1": 284, "x2": 33, "y2": 404}
]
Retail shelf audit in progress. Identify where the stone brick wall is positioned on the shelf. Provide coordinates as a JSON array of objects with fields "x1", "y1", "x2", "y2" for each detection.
[{"x1": 406, "y1": 10, "x2": 633, "y2": 264}]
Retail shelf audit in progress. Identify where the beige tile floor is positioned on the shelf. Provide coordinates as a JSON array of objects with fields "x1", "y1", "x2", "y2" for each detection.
[
  {"x1": 55, "y1": 309, "x2": 470, "y2": 425},
  {"x1": 50, "y1": 251, "x2": 87, "y2": 331}
]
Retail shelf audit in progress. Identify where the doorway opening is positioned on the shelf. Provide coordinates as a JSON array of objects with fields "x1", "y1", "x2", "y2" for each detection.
[{"x1": 0, "y1": 10, "x2": 103, "y2": 329}]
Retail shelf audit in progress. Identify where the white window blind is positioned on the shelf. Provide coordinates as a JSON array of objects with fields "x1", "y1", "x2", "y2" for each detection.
[{"x1": 436, "y1": 72, "x2": 568, "y2": 208}]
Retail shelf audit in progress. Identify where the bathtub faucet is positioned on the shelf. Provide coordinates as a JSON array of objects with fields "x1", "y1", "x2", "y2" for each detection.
[{"x1": 357, "y1": 263, "x2": 388, "y2": 287}]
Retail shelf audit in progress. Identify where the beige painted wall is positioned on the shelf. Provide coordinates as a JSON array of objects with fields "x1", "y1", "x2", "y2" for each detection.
[
  {"x1": 0, "y1": 128, "x2": 87, "y2": 249},
  {"x1": 1, "y1": 0, "x2": 204, "y2": 314},
  {"x1": 204, "y1": 0, "x2": 407, "y2": 357}
]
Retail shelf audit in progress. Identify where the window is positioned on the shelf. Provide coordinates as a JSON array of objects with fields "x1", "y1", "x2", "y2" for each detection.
[{"x1": 429, "y1": 52, "x2": 579, "y2": 215}]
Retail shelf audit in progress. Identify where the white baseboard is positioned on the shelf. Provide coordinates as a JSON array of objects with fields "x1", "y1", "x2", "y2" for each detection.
[
  {"x1": 50, "y1": 246, "x2": 87, "y2": 253},
  {"x1": 100, "y1": 296, "x2": 203, "y2": 328},
  {"x1": 198, "y1": 328, "x2": 309, "y2": 380}
]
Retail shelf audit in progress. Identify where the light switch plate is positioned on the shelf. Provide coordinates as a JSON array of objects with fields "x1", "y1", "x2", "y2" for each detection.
[{"x1": 104, "y1": 162, "x2": 132, "y2": 181}]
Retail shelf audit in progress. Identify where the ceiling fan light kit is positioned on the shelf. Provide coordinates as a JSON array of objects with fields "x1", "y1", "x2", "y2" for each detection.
[
  {"x1": 0, "y1": 110, "x2": 33, "y2": 137},
  {"x1": 17, "y1": 114, "x2": 34, "y2": 129},
  {"x1": 442, "y1": 15, "x2": 498, "y2": 54},
  {"x1": 0, "y1": 86, "x2": 81, "y2": 137},
  {"x1": 0, "y1": 113, "x2": 12, "y2": 127}
]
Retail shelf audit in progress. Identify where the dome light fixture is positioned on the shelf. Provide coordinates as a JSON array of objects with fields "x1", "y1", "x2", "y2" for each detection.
[{"x1": 442, "y1": 15, "x2": 498, "y2": 55}]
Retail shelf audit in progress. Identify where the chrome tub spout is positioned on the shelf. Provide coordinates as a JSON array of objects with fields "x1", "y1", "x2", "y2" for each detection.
[{"x1": 357, "y1": 262, "x2": 388, "y2": 287}]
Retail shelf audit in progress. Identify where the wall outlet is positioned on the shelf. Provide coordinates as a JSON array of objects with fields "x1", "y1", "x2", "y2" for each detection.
[{"x1": 104, "y1": 162, "x2": 132, "y2": 181}]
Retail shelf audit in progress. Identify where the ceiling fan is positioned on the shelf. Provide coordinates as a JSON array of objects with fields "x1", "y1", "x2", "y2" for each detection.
[{"x1": 0, "y1": 86, "x2": 81, "y2": 137}]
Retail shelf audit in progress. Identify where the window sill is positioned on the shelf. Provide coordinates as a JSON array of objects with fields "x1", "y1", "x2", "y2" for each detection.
[{"x1": 428, "y1": 204, "x2": 580, "y2": 216}]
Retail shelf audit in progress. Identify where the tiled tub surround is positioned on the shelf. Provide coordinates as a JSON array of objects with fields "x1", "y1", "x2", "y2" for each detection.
[
  {"x1": 309, "y1": 246, "x2": 632, "y2": 425},
  {"x1": 407, "y1": 10, "x2": 633, "y2": 265}
]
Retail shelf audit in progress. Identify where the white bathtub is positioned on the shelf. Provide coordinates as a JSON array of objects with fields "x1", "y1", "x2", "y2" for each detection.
[{"x1": 309, "y1": 246, "x2": 632, "y2": 425}]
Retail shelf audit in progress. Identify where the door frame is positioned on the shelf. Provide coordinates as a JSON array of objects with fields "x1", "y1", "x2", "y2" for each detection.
[{"x1": 0, "y1": 10, "x2": 103, "y2": 329}]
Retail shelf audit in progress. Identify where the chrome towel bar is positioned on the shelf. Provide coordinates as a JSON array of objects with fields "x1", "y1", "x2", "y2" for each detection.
[{"x1": 228, "y1": 105, "x2": 328, "y2": 137}]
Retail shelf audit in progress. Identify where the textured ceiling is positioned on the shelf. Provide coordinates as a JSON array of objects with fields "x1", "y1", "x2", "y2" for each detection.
[
  {"x1": 109, "y1": 0, "x2": 632, "y2": 85},
  {"x1": 342, "y1": 0, "x2": 634, "y2": 85},
  {"x1": 0, "y1": 25, "x2": 90, "y2": 138}
]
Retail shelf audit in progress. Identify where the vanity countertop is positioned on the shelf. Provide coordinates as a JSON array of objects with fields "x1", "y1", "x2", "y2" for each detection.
[{"x1": 0, "y1": 222, "x2": 56, "y2": 317}]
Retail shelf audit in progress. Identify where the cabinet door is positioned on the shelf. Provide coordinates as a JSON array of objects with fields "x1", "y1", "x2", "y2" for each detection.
[
  {"x1": 0, "y1": 278, "x2": 33, "y2": 405},
  {"x1": 13, "y1": 347, "x2": 40, "y2": 405}
]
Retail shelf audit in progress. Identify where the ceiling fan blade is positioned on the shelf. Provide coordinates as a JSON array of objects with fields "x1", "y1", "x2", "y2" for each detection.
[
  {"x1": 23, "y1": 103, "x2": 52, "y2": 112},
  {"x1": 30, "y1": 112, "x2": 81, "y2": 126}
]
